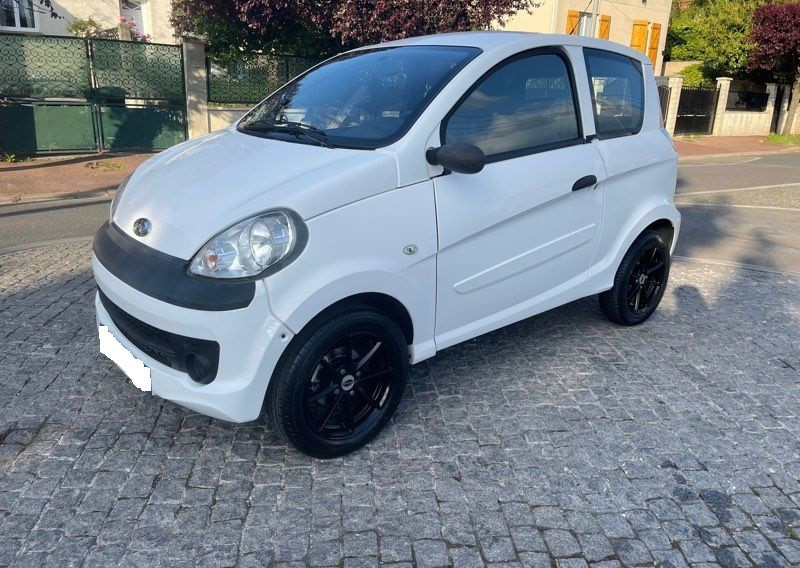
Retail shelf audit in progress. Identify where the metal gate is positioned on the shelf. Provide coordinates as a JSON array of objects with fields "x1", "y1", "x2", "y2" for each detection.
[
  {"x1": 0, "y1": 33, "x2": 186, "y2": 155},
  {"x1": 674, "y1": 86, "x2": 719, "y2": 135},
  {"x1": 657, "y1": 84, "x2": 671, "y2": 125}
]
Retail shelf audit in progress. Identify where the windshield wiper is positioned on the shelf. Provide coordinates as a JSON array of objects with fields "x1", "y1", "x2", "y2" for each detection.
[{"x1": 242, "y1": 121, "x2": 333, "y2": 148}]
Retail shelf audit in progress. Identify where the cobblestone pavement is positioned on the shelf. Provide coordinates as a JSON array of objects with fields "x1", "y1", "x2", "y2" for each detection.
[{"x1": 1, "y1": 242, "x2": 799, "y2": 568}]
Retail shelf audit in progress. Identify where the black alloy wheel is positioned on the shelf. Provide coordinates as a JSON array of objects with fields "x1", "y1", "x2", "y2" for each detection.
[
  {"x1": 626, "y1": 245, "x2": 667, "y2": 315},
  {"x1": 600, "y1": 230, "x2": 671, "y2": 325},
  {"x1": 304, "y1": 331, "x2": 395, "y2": 440},
  {"x1": 268, "y1": 306, "x2": 408, "y2": 458}
]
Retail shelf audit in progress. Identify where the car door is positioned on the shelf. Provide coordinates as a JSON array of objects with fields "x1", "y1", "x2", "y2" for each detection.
[
  {"x1": 433, "y1": 48, "x2": 607, "y2": 349},
  {"x1": 581, "y1": 47, "x2": 677, "y2": 271}
]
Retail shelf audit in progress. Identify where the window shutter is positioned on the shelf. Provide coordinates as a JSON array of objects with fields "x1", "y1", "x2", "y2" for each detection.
[
  {"x1": 647, "y1": 23, "x2": 662, "y2": 66},
  {"x1": 630, "y1": 20, "x2": 648, "y2": 53},
  {"x1": 599, "y1": 15, "x2": 611, "y2": 40},
  {"x1": 566, "y1": 10, "x2": 580, "y2": 35}
]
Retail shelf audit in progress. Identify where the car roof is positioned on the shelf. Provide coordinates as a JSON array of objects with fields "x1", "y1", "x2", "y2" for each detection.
[{"x1": 364, "y1": 31, "x2": 652, "y2": 67}]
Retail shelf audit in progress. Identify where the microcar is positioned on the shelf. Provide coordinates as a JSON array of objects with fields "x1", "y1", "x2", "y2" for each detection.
[{"x1": 93, "y1": 32, "x2": 679, "y2": 458}]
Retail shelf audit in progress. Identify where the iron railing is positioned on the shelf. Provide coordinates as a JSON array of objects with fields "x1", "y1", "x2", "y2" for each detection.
[
  {"x1": 0, "y1": 32, "x2": 185, "y2": 103},
  {"x1": 207, "y1": 53, "x2": 323, "y2": 104},
  {"x1": 726, "y1": 90, "x2": 769, "y2": 112},
  {"x1": 0, "y1": 34, "x2": 91, "y2": 99},
  {"x1": 91, "y1": 39, "x2": 185, "y2": 103}
]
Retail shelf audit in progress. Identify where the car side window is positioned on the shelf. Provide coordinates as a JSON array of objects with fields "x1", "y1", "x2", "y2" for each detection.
[
  {"x1": 443, "y1": 52, "x2": 581, "y2": 161},
  {"x1": 584, "y1": 48, "x2": 644, "y2": 139}
]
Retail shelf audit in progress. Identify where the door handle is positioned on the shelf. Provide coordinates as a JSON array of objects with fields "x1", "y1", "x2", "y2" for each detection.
[{"x1": 572, "y1": 175, "x2": 597, "y2": 191}]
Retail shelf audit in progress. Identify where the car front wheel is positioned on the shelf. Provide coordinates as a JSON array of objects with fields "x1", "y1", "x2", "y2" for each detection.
[
  {"x1": 268, "y1": 306, "x2": 409, "y2": 458},
  {"x1": 599, "y1": 230, "x2": 671, "y2": 326}
]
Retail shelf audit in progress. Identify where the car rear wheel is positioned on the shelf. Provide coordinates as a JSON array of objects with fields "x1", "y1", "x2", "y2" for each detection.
[
  {"x1": 599, "y1": 230, "x2": 670, "y2": 326},
  {"x1": 268, "y1": 306, "x2": 409, "y2": 458}
]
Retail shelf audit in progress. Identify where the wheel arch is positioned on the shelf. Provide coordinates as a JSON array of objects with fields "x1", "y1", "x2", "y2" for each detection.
[
  {"x1": 591, "y1": 204, "x2": 680, "y2": 293},
  {"x1": 265, "y1": 291, "x2": 417, "y2": 413},
  {"x1": 643, "y1": 218, "x2": 676, "y2": 250},
  {"x1": 296, "y1": 292, "x2": 414, "y2": 346}
]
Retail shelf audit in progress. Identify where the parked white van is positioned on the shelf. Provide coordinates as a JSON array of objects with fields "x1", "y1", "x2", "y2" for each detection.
[{"x1": 93, "y1": 32, "x2": 679, "y2": 457}]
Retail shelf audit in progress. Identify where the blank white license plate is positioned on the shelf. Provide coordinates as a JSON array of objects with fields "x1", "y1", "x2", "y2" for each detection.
[{"x1": 99, "y1": 325, "x2": 152, "y2": 392}]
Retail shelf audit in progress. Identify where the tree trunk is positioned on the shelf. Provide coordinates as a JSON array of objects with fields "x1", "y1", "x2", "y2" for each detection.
[{"x1": 781, "y1": 75, "x2": 800, "y2": 136}]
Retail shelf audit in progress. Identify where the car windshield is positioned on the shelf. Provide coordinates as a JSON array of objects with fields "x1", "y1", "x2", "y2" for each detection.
[{"x1": 237, "y1": 45, "x2": 481, "y2": 150}]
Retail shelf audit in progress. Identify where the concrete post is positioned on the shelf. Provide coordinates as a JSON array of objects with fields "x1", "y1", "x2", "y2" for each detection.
[
  {"x1": 118, "y1": 23, "x2": 132, "y2": 41},
  {"x1": 712, "y1": 77, "x2": 732, "y2": 136},
  {"x1": 776, "y1": 84, "x2": 791, "y2": 133},
  {"x1": 181, "y1": 36, "x2": 210, "y2": 139},
  {"x1": 765, "y1": 83, "x2": 778, "y2": 135},
  {"x1": 664, "y1": 75, "x2": 683, "y2": 136}
]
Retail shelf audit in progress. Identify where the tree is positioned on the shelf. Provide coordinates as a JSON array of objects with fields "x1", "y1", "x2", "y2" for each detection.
[
  {"x1": 749, "y1": 2, "x2": 800, "y2": 135},
  {"x1": 309, "y1": 0, "x2": 539, "y2": 46},
  {"x1": 677, "y1": 63, "x2": 715, "y2": 87},
  {"x1": 66, "y1": 16, "x2": 149, "y2": 42},
  {"x1": 66, "y1": 17, "x2": 116, "y2": 38},
  {"x1": 170, "y1": 0, "x2": 341, "y2": 62},
  {"x1": 170, "y1": 0, "x2": 539, "y2": 61},
  {"x1": 666, "y1": 0, "x2": 764, "y2": 78}
]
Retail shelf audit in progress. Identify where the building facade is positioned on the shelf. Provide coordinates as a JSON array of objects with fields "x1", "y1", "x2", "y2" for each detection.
[
  {"x1": 0, "y1": 0, "x2": 176, "y2": 44},
  {"x1": 3, "y1": 0, "x2": 671, "y2": 67},
  {"x1": 504, "y1": 0, "x2": 671, "y2": 71}
]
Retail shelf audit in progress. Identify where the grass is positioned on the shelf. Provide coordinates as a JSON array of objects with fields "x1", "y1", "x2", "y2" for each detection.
[
  {"x1": 0, "y1": 152, "x2": 35, "y2": 163},
  {"x1": 85, "y1": 160, "x2": 124, "y2": 171},
  {"x1": 765, "y1": 133, "x2": 800, "y2": 146}
]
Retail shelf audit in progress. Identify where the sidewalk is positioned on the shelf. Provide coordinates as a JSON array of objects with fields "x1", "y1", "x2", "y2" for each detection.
[
  {"x1": 0, "y1": 153, "x2": 151, "y2": 205},
  {"x1": 673, "y1": 135, "x2": 797, "y2": 158}
]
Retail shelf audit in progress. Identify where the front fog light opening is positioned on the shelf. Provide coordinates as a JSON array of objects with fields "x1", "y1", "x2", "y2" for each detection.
[{"x1": 185, "y1": 352, "x2": 217, "y2": 385}]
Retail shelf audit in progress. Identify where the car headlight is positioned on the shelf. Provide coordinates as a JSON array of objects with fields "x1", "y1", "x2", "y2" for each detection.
[
  {"x1": 189, "y1": 210, "x2": 304, "y2": 279},
  {"x1": 110, "y1": 175, "x2": 131, "y2": 220}
]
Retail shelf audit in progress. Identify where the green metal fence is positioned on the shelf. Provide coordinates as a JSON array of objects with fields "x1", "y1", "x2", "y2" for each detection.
[
  {"x1": 0, "y1": 32, "x2": 186, "y2": 154},
  {"x1": 0, "y1": 34, "x2": 91, "y2": 99},
  {"x1": 207, "y1": 54, "x2": 323, "y2": 104},
  {"x1": 92, "y1": 39, "x2": 185, "y2": 102},
  {"x1": 0, "y1": 102, "x2": 97, "y2": 153}
]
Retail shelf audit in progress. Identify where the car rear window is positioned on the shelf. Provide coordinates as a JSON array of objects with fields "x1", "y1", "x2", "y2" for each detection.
[{"x1": 584, "y1": 48, "x2": 645, "y2": 139}]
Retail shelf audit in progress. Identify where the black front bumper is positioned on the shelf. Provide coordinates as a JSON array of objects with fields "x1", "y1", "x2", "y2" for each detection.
[
  {"x1": 99, "y1": 289, "x2": 220, "y2": 384},
  {"x1": 93, "y1": 221, "x2": 254, "y2": 311}
]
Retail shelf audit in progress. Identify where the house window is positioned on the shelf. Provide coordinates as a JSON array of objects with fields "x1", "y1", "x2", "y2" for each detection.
[
  {"x1": 120, "y1": 0, "x2": 146, "y2": 34},
  {"x1": 0, "y1": 0, "x2": 37, "y2": 31}
]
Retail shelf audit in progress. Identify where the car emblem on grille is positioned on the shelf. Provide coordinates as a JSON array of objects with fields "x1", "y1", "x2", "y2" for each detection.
[{"x1": 133, "y1": 218, "x2": 152, "y2": 237}]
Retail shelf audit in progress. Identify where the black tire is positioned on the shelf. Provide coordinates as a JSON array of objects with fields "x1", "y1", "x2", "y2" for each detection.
[
  {"x1": 267, "y1": 306, "x2": 409, "y2": 458},
  {"x1": 599, "y1": 230, "x2": 671, "y2": 326}
]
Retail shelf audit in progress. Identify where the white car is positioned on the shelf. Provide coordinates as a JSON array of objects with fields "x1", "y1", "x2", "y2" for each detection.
[{"x1": 93, "y1": 32, "x2": 679, "y2": 457}]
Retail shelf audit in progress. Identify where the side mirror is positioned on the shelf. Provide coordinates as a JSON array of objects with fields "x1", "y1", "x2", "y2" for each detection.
[{"x1": 426, "y1": 143, "x2": 485, "y2": 174}]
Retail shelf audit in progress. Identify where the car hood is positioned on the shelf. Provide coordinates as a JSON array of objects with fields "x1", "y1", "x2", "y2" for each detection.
[{"x1": 112, "y1": 128, "x2": 398, "y2": 259}]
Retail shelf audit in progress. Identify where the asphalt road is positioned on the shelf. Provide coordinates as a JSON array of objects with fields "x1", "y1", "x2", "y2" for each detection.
[
  {"x1": 672, "y1": 151, "x2": 800, "y2": 274},
  {"x1": 1, "y1": 150, "x2": 799, "y2": 273}
]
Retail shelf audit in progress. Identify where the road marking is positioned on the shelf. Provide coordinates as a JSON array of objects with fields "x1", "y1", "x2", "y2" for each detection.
[
  {"x1": 677, "y1": 182, "x2": 800, "y2": 196},
  {"x1": 0, "y1": 236, "x2": 92, "y2": 255},
  {"x1": 679, "y1": 156, "x2": 761, "y2": 167},
  {"x1": 674, "y1": 256, "x2": 800, "y2": 278},
  {"x1": 676, "y1": 202, "x2": 800, "y2": 212}
]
